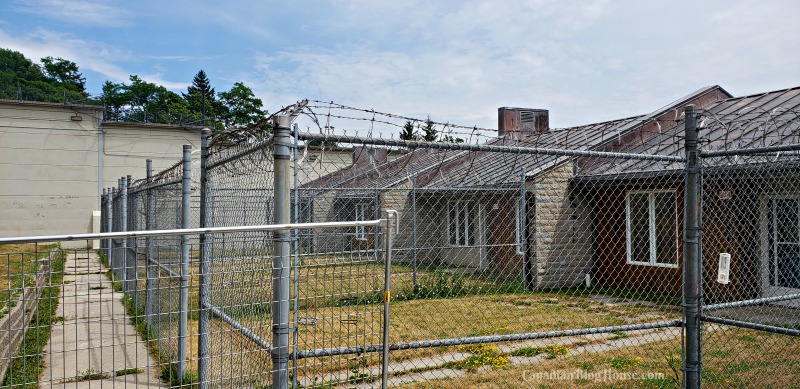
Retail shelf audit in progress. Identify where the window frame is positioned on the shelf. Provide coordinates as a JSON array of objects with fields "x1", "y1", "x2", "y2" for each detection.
[
  {"x1": 355, "y1": 203, "x2": 369, "y2": 241},
  {"x1": 625, "y1": 190, "x2": 679, "y2": 268},
  {"x1": 447, "y1": 200, "x2": 476, "y2": 247}
]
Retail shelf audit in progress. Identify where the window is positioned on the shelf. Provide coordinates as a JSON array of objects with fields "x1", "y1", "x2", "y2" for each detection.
[
  {"x1": 626, "y1": 190, "x2": 678, "y2": 267},
  {"x1": 448, "y1": 201, "x2": 476, "y2": 246},
  {"x1": 355, "y1": 203, "x2": 369, "y2": 240},
  {"x1": 516, "y1": 196, "x2": 525, "y2": 255}
]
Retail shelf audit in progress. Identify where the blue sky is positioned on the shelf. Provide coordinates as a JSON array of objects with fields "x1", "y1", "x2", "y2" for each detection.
[{"x1": 1, "y1": 0, "x2": 798, "y2": 130}]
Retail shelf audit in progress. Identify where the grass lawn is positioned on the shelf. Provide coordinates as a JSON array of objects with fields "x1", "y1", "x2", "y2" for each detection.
[
  {"x1": 396, "y1": 326, "x2": 800, "y2": 388},
  {"x1": 0, "y1": 247, "x2": 64, "y2": 388},
  {"x1": 110, "y1": 251, "x2": 685, "y2": 386},
  {"x1": 0, "y1": 243, "x2": 58, "y2": 317}
]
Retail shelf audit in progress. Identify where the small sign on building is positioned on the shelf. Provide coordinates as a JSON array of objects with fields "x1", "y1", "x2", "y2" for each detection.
[{"x1": 719, "y1": 190, "x2": 732, "y2": 200}]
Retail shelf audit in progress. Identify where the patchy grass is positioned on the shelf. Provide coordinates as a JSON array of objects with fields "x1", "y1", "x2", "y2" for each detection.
[
  {"x1": 444, "y1": 344, "x2": 509, "y2": 371},
  {"x1": 0, "y1": 250, "x2": 65, "y2": 388},
  {"x1": 510, "y1": 345, "x2": 569, "y2": 359},
  {"x1": 0, "y1": 243, "x2": 58, "y2": 315},
  {"x1": 64, "y1": 369, "x2": 109, "y2": 383},
  {"x1": 115, "y1": 368, "x2": 144, "y2": 377},
  {"x1": 397, "y1": 326, "x2": 800, "y2": 388}
]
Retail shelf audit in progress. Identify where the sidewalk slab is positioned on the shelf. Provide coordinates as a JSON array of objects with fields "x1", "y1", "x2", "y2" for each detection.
[{"x1": 40, "y1": 252, "x2": 166, "y2": 388}]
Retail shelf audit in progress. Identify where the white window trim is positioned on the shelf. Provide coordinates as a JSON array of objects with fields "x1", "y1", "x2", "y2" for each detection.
[
  {"x1": 447, "y1": 200, "x2": 475, "y2": 247},
  {"x1": 625, "y1": 190, "x2": 679, "y2": 268},
  {"x1": 516, "y1": 196, "x2": 525, "y2": 255},
  {"x1": 355, "y1": 203, "x2": 369, "y2": 241}
]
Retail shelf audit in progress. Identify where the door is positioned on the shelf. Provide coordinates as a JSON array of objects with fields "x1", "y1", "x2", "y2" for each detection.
[{"x1": 762, "y1": 197, "x2": 800, "y2": 303}]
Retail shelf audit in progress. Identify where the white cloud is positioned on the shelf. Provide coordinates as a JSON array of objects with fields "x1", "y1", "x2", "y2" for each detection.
[
  {"x1": 10, "y1": 0, "x2": 128, "y2": 27},
  {"x1": 0, "y1": 27, "x2": 190, "y2": 91}
]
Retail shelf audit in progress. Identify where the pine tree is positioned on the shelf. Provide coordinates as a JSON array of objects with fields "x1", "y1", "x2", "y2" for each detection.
[
  {"x1": 422, "y1": 117, "x2": 438, "y2": 142},
  {"x1": 183, "y1": 70, "x2": 224, "y2": 127},
  {"x1": 400, "y1": 120, "x2": 416, "y2": 141}
]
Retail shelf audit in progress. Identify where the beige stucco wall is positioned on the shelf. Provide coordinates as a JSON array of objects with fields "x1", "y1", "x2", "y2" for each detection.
[{"x1": 0, "y1": 100, "x2": 202, "y2": 246}]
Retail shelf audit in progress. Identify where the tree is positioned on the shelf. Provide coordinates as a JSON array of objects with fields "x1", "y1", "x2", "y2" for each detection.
[
  {"x1": 400, "y1": 120, "x2": 416, "y2": 141},
  {"x1": 182, "y1": 70, "x2": 225, "y2": 126},
  {"x1": 41, "y1": 56, "x2": 86, "y2": 92},
  {"x1": 0, "y1": 48, "x2": 90, "y2": 103},
  {"x1": 441, "y1": 135, "x2": 465, "y2": 143},
  {"x1": 101, "y1": 80, "x2": 130, "y2": 120},
  {"x1": 218, "y1": 82, "x2": 266, "y2": 127},
  {"x1": 422, "y1": 116, "x2": 438, "y2": 142}
]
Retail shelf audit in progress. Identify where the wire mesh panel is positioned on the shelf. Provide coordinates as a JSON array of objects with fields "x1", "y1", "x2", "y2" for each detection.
[
  {"x1": 146, "y1": 163, "x2": 186, "y2": 378},
  {"x1": 281, "y1": 99, "x2": 706, "y2": 388},
  {"x1": 698, "y1": 92, "x2": 800, "y2": 388},
  {"x1": 203, "y1": 138, "x2": 277, "y2": 387}
]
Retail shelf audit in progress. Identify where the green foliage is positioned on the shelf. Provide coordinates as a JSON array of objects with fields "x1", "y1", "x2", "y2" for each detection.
[
  {"x1": 608, "y1": 356, "x2": 643, "y2": 370},
  {"x1": 182, "y1": 70, "x2": 226, "y2": 128},
  {"x1": 2, "y1": 50, "x2": 268, "y2": 133},
  {"x1": 440, "y1": 134, "x2": 465, "y2": 143},
  {"x1": 115, "y1": 368, "x2": 144, "y2": 377},
  {"x1": 444, "y1": 343, "x2": 509, "y2": 371},
  {"x1": 509, "y1": 344, "x2": 569, "y2": 358},
  {"x1": 1, "y1": 251, "x2": 65, "y2": 388},
  {"x1": 422, "y1": 116, "x2": 437, "y2": 142},
  {"x1": 412, "y1": 270, "x2": 467, "y2": 299},
  {"x1": 0, "y1": 48, "x2": 91, "y2": 103},
  {"x1": 400, "y1": 120, "x2": 417, "y2": 141},
  {"x1": 41, "y1": 56, "x2": 86, "y2": 92},
  {"x1": 64, "y1": 369, "x2": 109, "y2": 383}
]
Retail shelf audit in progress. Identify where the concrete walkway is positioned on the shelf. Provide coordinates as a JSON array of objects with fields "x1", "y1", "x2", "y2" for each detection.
[{"x1": 40, "y1": 251, "x2": 165, "y2": 388}]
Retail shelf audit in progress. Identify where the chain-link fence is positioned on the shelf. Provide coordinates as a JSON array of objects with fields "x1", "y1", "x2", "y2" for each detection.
[
  {"x1": 697, "y1": 94, "x2": 800, "y2": 388},
  {"x1": 3, "y1": 89, "x2": 800, "y2": 388}
]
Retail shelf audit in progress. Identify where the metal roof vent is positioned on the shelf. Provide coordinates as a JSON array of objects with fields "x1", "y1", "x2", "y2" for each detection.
[{"x1": 498, "y1": 107, "x2": 549, "y2": 139}]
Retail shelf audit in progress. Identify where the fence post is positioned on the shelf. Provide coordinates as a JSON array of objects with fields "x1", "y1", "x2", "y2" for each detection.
[
  {"x1": 272, "y1": 116, "x2": 292, "y2": 389},
  {"x1": 105, "y1": 189, "x2": 112, "y2": 258},
  {"x1": 682, "y1": 104, "x2": 702, "y2": 388},
  {"x1": 411, "y1": 177, "x2": 418, "y2": 290},
  {"x1": 198, "y1": 129, "x2": 212, "y2": 388},
  {"x1": 382, "y1": 210, "x2": 397, "y2": 389},
  {"x1": 127, "y1": 175, "x2": 137, "y2": 306},
  {"x1": 120, "y1": 176, "x2": 128, "y2": 287},
  {"x1": 145, "y1": 160, "x2": 155, "y2": 327},
  {"x1": 110, "y1": 187, "x2": 115, "y2": 266},
  {"x1": 291, "y1": 123, "x2": 300, "y2": 389},
  {"x1": 178, "y1": 145, "x2": 192, "y2": 380},
  {"x1": 113, "y1": 180, "x2": 120, "y2": 272},
  {"x1": 101, "y1": 188, "x2": 107, "y2": 252}
]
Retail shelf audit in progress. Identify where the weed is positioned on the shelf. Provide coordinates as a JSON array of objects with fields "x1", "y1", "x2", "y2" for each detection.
[
  {"x1": 575, "y1": 361, "x2": 595, "y2": 372},
  {"x1": 115, "y1": 368, "x2": 144, "y2": 376},
  {"x1": 707, "y1": 349, "x2": 731, "y2": 358},
  {"x1": 444, "y1": 343, "x2": 509, "y2": 371},
  {"x1": 509, "y1": 344, "x2": 569, "y2": 359},
  {"x1": 64, "y1": 369, "x2": 109, "y2": 383},
  {"x1": 609, "y1": 331, "x2": 628, "y2": 341},
  {"x1": 609, "y1": 356, "x2": 642, "y2": 370},
  {"x1": 1, "y1": 250, "x2": 64, "y2": 388},
  {"x1": 738, "y1": 334, "x2": 757, "y2": 342}
]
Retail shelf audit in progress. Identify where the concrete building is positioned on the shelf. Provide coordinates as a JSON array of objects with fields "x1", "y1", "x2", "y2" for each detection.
[{"x1": 0, "y1": 99, "x2": 204, "y2": 245}]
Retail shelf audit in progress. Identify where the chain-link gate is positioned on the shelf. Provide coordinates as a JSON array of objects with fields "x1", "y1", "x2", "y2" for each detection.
[{"x1": 696, "y1": 90, "x2": 800, "y2": 388}]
